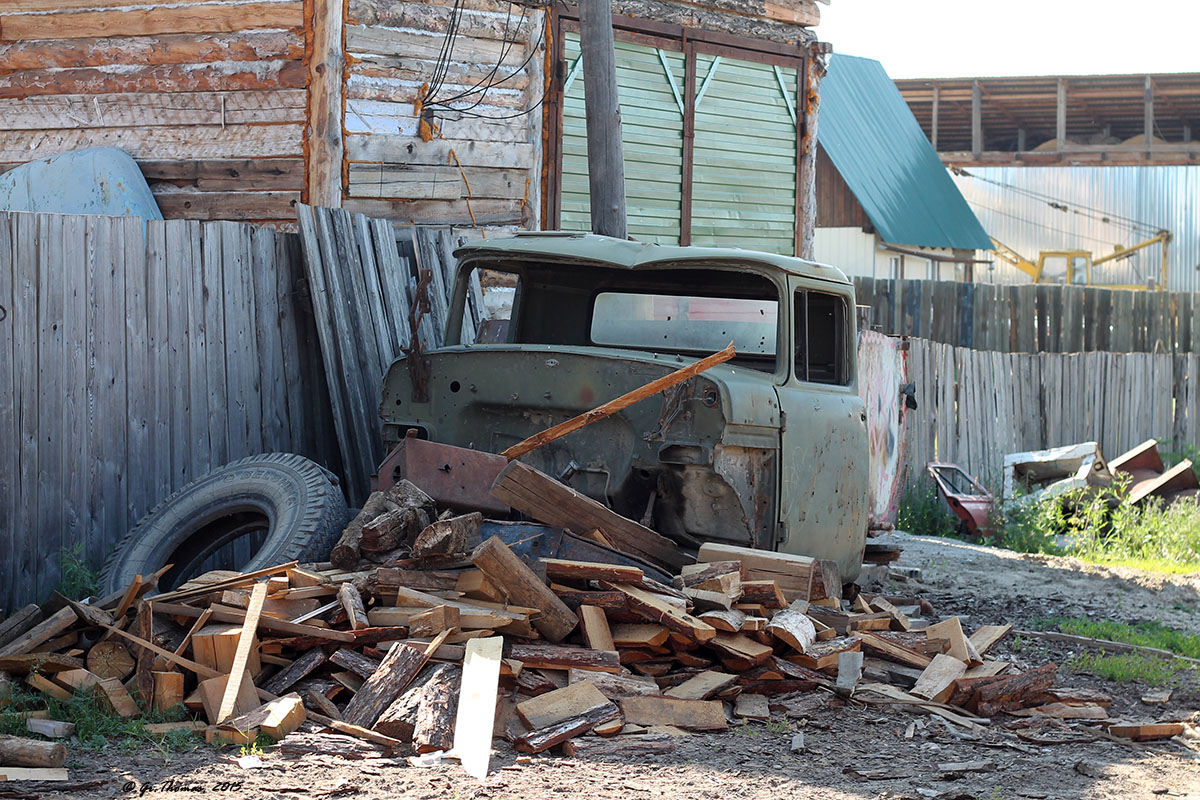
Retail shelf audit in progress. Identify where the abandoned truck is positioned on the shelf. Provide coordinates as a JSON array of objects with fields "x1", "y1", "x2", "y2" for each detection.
[{"x1": 379, "y1": 233, "x2": 869, "y2": 580}]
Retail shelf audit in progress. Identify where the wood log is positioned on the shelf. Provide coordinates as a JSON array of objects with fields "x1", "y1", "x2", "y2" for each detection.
[
  {"x1": 376, "y1": 568, "x2": 461, "y2": 593},
  {"x1": 706, "y1": 632, "x2": 774, "y2": 669},
  {"x1": 610, "y1": 624, "x2": 669, "y2": 648},
  {"x1": 868, "y1": 596, "x2": 911, "y2": 631},
  {"x1": 619, "y1": 696, "x2": 727, "y2": 731},
  {"x1": 698, "y1": 609, "x2": 745, "y2": 633},
  {"x1": 329, "y1": 648, "x2": 382, "y2": 681},
  {"x1": 276, "y1": 732, "x2": 389, "y2": 759},
  {"x1": 500, "y1": 344, "x2": 734, "y2": 460},
  {"x1": 541, "y1": 559, "x2": 643, "y2": 584},
  {"x1": 341, "y1": 642, "x2": 429, "y2": 729},
  {"x1": 304, "y1": 689, "x2": 343, "y2": 721},
  {"x1": 471, "y1": 536, "x2": 578, "y2": 642},
  {"x1": 562, "y1": 732, "x2": 675, "y2": 757},
  {"x1": 853, "y1": 631, "x2": 933, "y2": 669},
  {"x1": 412, "y1": 512, "x2": 481, "y2": 559},
  {"x1": 514, "y1": 699, "x2": 621, "y2": 753},
  {"x1": 261, "y1": 647, "x2": 327, "y2": 695},
  {"x1": 411, "y1": 665, "x2": 460, "y2": 751},
  {"x1": 968, "y1": 664, "x2": 1057, "y2": 716},
  {"x1": 338, "y1": 584, "x2": 369, "y2": 631},
  {"x1": 508, "y1": 644, "x2": 621, "y2": 673},
  {"x1": 683, "y1": 588, "x2": 734, "y2": 612},
  {"x1": 331, "y1": 492, "x2": 390, "y2": 569},
  {"x1": 516, "y1": 681, "x2": 610, "y2": 729},
  {"x1": 0, "y1": 735, "x2": 65, "y2": 767},
  {"x1": 361, "y1": 481, "x2": 436, "y2": 553},
  {"x1": 554, "y1": 590, "x2": 627, "y2": 611},
  {"x1": 739, "y1": 581, "x2": 787, "y2": 609},
  {"x1": 86, "y1": 640, "x2": 134, "y2": 680},
  {"x1": 0, "y1": 654, "x2": 82, "y2": 675},
  {"x1": 0, "y1": 606, "x2": 43, "y2": 649},
  {"x1": 23, "y1": 718, "x2": 72, "y2": 740},
  {"x1": 374, "y1": 663, "x2": 443, "y2": 741}
]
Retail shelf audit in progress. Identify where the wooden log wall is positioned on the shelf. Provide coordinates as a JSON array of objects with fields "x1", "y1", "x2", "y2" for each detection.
[
  {"x1": 0, "y1": 0, "x2": 308, "y2": 227},
  {"x1": 902, "y1": 337, "x2": 1198, "y2": 495},
  {"x1": 856, "y1": 277, "x2": 1200, "y2": 354},
  {"x1": 0, "y1": 210, "x2": 339, "y2": 611},
  {"x1": 342, "y1": 0, "x2": 546, "y2": 226}
]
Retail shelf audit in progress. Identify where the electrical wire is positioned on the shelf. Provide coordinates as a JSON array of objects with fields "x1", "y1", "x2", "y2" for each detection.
[
  {"x1": 951, "y1": 167, "x2": 1166, "y2": 236},
  {"x1": 428, "y1": 3, "x2": 527, "y2": 109}
]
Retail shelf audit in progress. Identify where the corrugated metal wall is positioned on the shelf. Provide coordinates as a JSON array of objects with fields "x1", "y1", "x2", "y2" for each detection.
[{"x1": 952, "y1": 166, "x2": 1200, "y2": 291}]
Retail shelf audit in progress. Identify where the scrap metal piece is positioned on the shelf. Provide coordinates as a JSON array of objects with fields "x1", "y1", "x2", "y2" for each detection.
[
  {"x1": 926, "y1": 463, "x2": 994, "y2": 538},
  {"x1": 374, "y1": 433, "x2": 510, "y2": 515},
  {"x1": 1001, "y1": 442, "x2": 1113, "y2": 507},
  {"x1": 1110, "y1": 439, "x2": 1199, "y2": 505}
]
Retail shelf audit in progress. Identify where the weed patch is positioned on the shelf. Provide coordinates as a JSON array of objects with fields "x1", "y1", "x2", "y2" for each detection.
[
  {"x1": 1035, "y1": 617, "x2": 1200, "y2": 659},
  {"x1": 1069, "y1": 651, "x2": 1183, "y2": 685}
]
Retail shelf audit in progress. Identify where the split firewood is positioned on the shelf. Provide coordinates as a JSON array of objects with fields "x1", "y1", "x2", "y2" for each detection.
[
  {"x1": 926, "y1": 617, "x2": 982, "y2": 665},
  {"x1": 409, "y1": 605, "x2": 460, "y2": 638},
  {"x1": 765, "y1": 604, "x2": 817, "y2": 652},
  {"x1": 567, "y1": 668, "x2": 659, "y2": 699},
  {"x1": 338, "y1": 583, "x2": 370, "y2": 631},
  {"x1": 86, "y1": 640, "x2": 135, "y2": 680},
  {"x1": 542, "y1": 559, "x2": 644, "y2": 584},
  {"x1": 910, "y1": 653, "x2": 966, "y2": 703},
  {"x1": 341, "y1": 639, "x2": 439, "y2": 729},
  {"x1": 413, "y1": 512, "x2": 482, "y2": 560},
  {"x1": 665, "y1": 670, "x2": 737, "y2": 700},
  {"x1": 261, "y1": 647, "x2": 327, "y2": 695},
  {"x1": 619, "y1": 696, "x2": 727, "y2": 731},
  {"x1": 360, "y1": 481, "x2": 437, "y2": 554},
  {"x1": 578, "y1": 606, "x2": 616, "y2": 652},
  {"x1": 330, "y1": 492, "x2": 391, "y2": 569},
  {"x1": 562, "y1": 732, "x2": 676, "y2": 757},
  {"x1": 514, "y1": 698, "x2": 621, "y2": 753},
  {"x1": 470, "y1": 536, "x2": 578, "y2": 642}
]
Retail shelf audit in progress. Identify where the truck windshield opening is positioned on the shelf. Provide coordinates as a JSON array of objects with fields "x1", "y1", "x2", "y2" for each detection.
[{"x1": 590, "y1": 292, "x2": 778, "y2": 361}]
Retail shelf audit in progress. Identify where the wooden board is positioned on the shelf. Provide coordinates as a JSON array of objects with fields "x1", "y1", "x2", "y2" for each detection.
[
  {"x1": 605, "y1": 583, "x2": 715, "y2": 642},
  {"x1": 516, "y1": 680, "x2": 610, "y2": 730},
  {"x1": 452, "y1": 636, "x2": 504, "y2": 779},
  {"x1": 578, "y1": 606, "x2": 616, "y2": 652},
  {"x1": 216, "y1": 582, "x2": 268, "y2": 722},
  {"x1": 491, "y1": 461, "x2": 686, "y2": 571},
  {"x1": 697, "y1": 542, "x2": 837, "y2": 601},
  {"x1": 618, "y1": 697, "x2": 728, "y2": 731},
  {"x1": 911, "y1": 653, "x2": 967, "y2": 703},
  {"x1": 665, "y1": 670, "x2": 737, "y2": 700},
  {"x1": 471, "y1": 536, "x2": 578, "y2": 642}
]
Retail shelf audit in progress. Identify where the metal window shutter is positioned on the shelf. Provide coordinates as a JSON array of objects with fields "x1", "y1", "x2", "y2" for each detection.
[
  {"x1": 690, "y1": 55, "x2": 798, "y2": 255},
  {"x1": 561, "y1": 33, "x2": 686, "y2": 244}
]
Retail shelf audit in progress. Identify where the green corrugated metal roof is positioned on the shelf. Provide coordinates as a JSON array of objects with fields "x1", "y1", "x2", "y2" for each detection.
[{"x1": 818, "y1": 54, "x2": 992, "y2": 251}]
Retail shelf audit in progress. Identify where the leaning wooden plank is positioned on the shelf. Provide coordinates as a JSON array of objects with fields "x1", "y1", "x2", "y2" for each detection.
[
  {"x1": 911, "y1": 653, "x2": 967, "y2": 703},
  {"x1": 604, "y1": 583, "x2": 715, "y2": 643},
  {"x1": 577, "y1": 606, "x2": 616, "y2": 652},
  {"x1": 152, "y1": 600, "x2": 355, "y2": 642},
  {"x1": 516, "y1": 680, "x2": 610, "y2": 730},
  {"x1": 471, "y1": 536, "x2": 578, "y2": 642},
  {"x1": 508, "y1": 644, "x2": 621, "y2": 674},
  {"x1": 96, "y1": 678, "x2": 138, "y2": 718},
  {"x1": 215, "y1": 583, "x2": 268, "y2": 724},
  {"x1": 341, "y1": 632, "x2": 450, "y2": 729},
  {"x1": 619, "y1": 697, "x2": 728, "y2": 731},
  {"x1": 26, "y1": 674, "x2": 71, "y2": 703},
  {"x1": 0, "y1": 736, "x2": 65, "y2": 768},
  {"x1": 491, "y1": 461, "x2": 686, "y2": 571},
  {"x1": 500, "y1": 344, "x2": 735, "y2": 460},
  {"x1": 452, "y1": 636, "x2": 505, "y2": 778},
  {"x1": 0, "y1": 608, "x2": 76, "y2": 658},
  {"x1": 926, "y1": 617, "x2": 981, "y2": 665}
]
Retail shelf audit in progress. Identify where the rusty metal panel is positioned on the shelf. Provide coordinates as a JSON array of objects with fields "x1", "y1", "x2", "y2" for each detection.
[
  {"x1": 375, "y1": 435, "x2": 510, "y2": 515},
  {"x1": 858, "y1": 330, "x2": 909, "y2": 530}
]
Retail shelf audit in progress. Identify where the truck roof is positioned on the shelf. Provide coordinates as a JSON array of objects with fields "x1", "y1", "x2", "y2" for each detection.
[{"x1": 453, "y1": 231, "x2": 852, "y2": 285}]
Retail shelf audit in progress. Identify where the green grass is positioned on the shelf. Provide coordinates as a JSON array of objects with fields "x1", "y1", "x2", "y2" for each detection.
[
  {"x1": 1036, "y1": 617, "x2": 1200, "y2": 659},
  {"x1": 0, "y1": 684, "x2": 200, "y2": 752},
  {"x1": 1069, "y1": 651, "x2": 1184, "y2": 685}
]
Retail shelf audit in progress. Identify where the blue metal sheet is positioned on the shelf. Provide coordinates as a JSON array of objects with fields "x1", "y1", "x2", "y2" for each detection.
[
  {"x1": 818, "y1": 55, "x2": 990, "y2": 251},
  {"x1": 0, "y1": 146, "x2": 162, "y2": 219}
]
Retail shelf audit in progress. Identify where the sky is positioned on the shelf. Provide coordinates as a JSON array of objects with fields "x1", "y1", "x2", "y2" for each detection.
[{"x1": 818, "y1": 1, "x2": 1200, "y2": 79}]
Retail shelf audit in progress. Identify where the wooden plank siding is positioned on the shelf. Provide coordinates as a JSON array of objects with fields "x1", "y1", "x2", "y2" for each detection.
[
  {"x1": 856, "y1": 277, "x2": 1200, "y2": 354},
  {"x1": 341, "y1": 0, "x2": 546, "y2": 226},
  {"x1": 0, "y1": 1, "x2": 307, "y2": 226},
  {"x1": 0, "y1": 211, "x2": 339, "y2": 611},
  {"x1": 900, "y1": 337, "x2": 1199, "y2": 498}
]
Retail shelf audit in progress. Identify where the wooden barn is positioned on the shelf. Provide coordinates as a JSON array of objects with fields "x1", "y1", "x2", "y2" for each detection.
[{"x1": 0, "y1": 0, "x2": 828, "y2": 251}]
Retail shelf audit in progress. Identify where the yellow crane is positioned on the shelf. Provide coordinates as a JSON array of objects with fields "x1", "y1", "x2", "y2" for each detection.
[{"x1": 990, "y1": 230, "x2": 1172, "y2": 290}]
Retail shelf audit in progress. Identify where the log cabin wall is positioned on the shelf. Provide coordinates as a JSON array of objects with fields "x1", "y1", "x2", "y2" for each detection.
[
  {"x1": 341, "y1": 0, "x2": 547, "y2": 228},
  {"x1": 0, "y1": 0, "x2": 309, "y2": 228}
]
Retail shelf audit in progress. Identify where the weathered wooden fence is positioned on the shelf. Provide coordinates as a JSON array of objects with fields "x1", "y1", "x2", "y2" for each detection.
[
  {"x1": 856, "y1": 277, "x2": 1200, "y2": 354},
  {"x1": 0, "y1": 211, "x2": 339, "y2": 611},
  {"x1": 903, "y1": 337, "x2": 1199, "y2": 493}
]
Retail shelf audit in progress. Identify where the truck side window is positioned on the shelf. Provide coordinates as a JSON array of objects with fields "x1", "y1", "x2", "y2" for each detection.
[{"x1": 795, "y1": 290, "x2": 848, "y2": 385}]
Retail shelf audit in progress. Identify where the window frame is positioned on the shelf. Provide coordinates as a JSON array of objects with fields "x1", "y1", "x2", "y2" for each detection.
[
  {"x1": 794, "y1": 287, "x2": 851, "y2": 387},
  {"x1": 543, "y1": 9, "x2": 809, "y2": 255}
]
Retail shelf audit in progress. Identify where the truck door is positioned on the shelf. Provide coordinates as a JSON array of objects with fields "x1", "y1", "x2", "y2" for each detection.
[{"x1": 772, "y1": 278, "x2": 869, "y2": 580}]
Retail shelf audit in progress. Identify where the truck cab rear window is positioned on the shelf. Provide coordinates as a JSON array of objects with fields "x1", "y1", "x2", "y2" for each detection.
[{"x1": 590, "y1": 292, "x2": 777, "y2": 367}]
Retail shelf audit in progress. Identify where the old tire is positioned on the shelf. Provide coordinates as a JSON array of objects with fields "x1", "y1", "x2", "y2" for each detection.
[{"x1": 101, "y1": 453, "x2": 347, "y2": 594}]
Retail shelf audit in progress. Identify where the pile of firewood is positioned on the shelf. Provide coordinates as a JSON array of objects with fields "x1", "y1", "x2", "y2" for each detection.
[{"x1": 0, "y1": 461, "x2": 1185, "y2": 784}]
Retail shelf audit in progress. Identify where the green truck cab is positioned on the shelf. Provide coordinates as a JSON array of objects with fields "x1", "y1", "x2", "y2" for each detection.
[{"x1": 379, "y1": 232, "x2": 869, "y2": 579}]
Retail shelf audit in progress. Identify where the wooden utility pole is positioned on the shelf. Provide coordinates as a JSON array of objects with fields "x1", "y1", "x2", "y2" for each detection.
[{"x1": 578, "y1": 0, "x2": 627, "y2": 238}]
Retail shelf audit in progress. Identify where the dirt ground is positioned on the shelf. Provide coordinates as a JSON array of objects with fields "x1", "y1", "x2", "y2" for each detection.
[{"x1": 20, "y1": 533, "x2": 1200, "y2": 800}]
